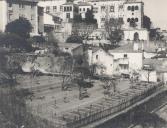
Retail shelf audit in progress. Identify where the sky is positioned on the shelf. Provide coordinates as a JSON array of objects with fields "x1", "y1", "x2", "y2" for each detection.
[{"x1": 143, "y1": 0, "x2": 167, "y2": 30}]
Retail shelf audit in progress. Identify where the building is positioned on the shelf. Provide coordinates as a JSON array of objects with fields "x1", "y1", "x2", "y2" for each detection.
[
  {"x1": 90, "y1": 0, "x2": 125, "y2": 29},
  {"x1": 61, "y1": 2, "x2": 79, "y2": 22},
  {"x1": 38, "y1": 0, "x2": 66, "y2": 17},
  {"x1": 87, "y1": 43, "x2": 143, "y2": 76},
  {"x1": 87, "y1": 47, "x2": 114, "y2": 76},
  {"x1": 5, "y1": 0, "x2": 39, "y2": 35},
  {"x1": 0, "y1": 0, "x2": 8, "y2": 32},
  {"x1": 143, "y1": 58, "x2": 167, "y2": 83},
  {"x1": 109, "y1": 43, "x2": 143, "y2": 75},
  {"x1": 78, "y1": 2, "x2": 92, "y2": 19},
  {"x1": 58, "y1": 42, "x2": 83, "y2": 56},
  {"x1": 87, "y1": 0, "x2": 149, "y2": 41}
]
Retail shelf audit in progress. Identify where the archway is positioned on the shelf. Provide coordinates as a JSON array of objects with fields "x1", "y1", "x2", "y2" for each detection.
[{"x1": 134, "y1": 32, "x2": 139, "y2": 41}]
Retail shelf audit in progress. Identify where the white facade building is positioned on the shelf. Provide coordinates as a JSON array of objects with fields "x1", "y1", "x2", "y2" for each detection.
[
  {"x1": 0, "y1": 0, "x2": 8, "y2": 32},
  {"x1": 61, "y1": 2, "x2": 78, "y2": 22},
  {"x1": 78, "y1": 2, "x2": 92, "y2": 19},
  {"x1": 38, "y1": 0, "x2": 66, "y2": 18},
  {"x1": 87, "y1": 0, "x2": 149, "y2": 41},
  {"x1": 87, "y1": 44, "x2": 143, "y2": 76},
  {"x1": 87, "y1": 48, "x2": 114, "y2": 76},
  {"x1": 90, "y1": 0, "x2": 125, "y2": 28}
]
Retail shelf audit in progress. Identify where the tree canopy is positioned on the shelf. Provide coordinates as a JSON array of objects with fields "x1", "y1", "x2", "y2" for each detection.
[
  {"x1": 0, "y1": 33, "x2": 32, "y2": 52},
  {"x1": 85, "y1": 9, "x2": 97, "y2": 24},
  {"x1": 5, "y1": 17, "x2": 32, "y2": 39},
  {"x1": 143, "y1": 15, "x2": 152, "y2": 30},
  {"x1": 105, "y1": 18, "x2": 124, "y2": 45},
  {"x1": 66, "y1": 35, "x2": 83, "y2": 44},
  {"x1": 73, "y1": 14, "x2": 82, "y2": 23}
]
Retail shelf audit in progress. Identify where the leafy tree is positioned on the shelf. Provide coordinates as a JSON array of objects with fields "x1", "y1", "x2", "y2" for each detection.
[
  {"x1": 85, "y1": 9, "x2": 97, "y2": 24},
  {"x1": 73, "y1": 14, "x2": 82, "y2": 23},
  {"x1": 0, "y1": 33, "x2": 32, "y2": 52},
  {"x1": 5, "y1": 17, "x2": 32, "y2": 38},
  {"x1": 143, "y1": 15, "x2": 152, "y2": 30},
  {"x1": 105, "y1": 18, "x2": 123, "y2": 45},
  {"x1": 66, "y1": 35, "x2": 83, "y2": 43}
]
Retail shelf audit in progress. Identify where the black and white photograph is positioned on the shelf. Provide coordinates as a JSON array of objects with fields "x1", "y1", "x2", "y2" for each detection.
[{"x1": 0, "y1": 0, "x2": 167, "y2": 128}]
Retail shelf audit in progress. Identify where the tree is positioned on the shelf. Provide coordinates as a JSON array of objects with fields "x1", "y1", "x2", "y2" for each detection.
[
  {"x1": 0, "y1": 33, "x2": 32, "y2": 52},
  {"x1": 73, "y1": 14, "x2": 82, "y2": 23},
  {"x1": 105, "y1": 18, "x2": 123, "y2": 45},
  {"x1": 143, "y1": 15, "x2": 152, "y2": 30},
  {"x1": 66, "y1": 35, "x2": 83, "y2": 44},
  {"x1": 85, "y1": 9, "x2": 97, "y2": 24},
  {"x1": 143, "y1": 66, "x2": 154, "y2": 83},
  {"x1": 5, "y1": 17, "x2": 32, "y2": 39}
]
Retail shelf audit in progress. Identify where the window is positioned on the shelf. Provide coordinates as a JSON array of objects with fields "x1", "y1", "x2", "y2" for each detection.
[
  {"x1": 70, "y1": 6, "x2": 72, "y2": 11},
  {"x1": 19, "y1": 3, "x2": 25, "y2": 9},
  {"x1": 31, "y1": 27, "x2": 34, "y2": 33},
  {"x1": 110, "y1": 6, "x2": 114, "y2": 12},
  {"x1": 64, "y1": 7, "x2": 66, "y2": 11},
  {"x1": 119, "y1": 5, "x2": 123, "y2": 10},
  {"x1": 60, "y1": 6, "x2": 63, "y2": 11},
  {"x1": 87, "y1": 8, "x2": 89, "y2": 11},
  {"x1": 83, "y1": 8, "x2": 85, "y2": 11},
  {"x1": 31, "y1": 15, "x2": 34, "y2": 20},
  {"x1": 124, "y1": 54, "x2": 127, "y2": 58},
  {"x1": 101, "y1": 6, "x2": 105, "y2": 11},
  {"x1": 135, "y1": 18, "x2": 138, "y2": 22},
  {"x1": 53, "y1": 6, "x2": 57, "y2": 12},
  {"x1": 46, "y1": 6, "x2": 50, "y2": 13},
  {"x1": 31, "y1": 4, "x2": 34, "y2": 9},
  {"x1": 128, "y1": 6, "x2": 131, "y2": 10},
  {"x1": 101, "y1": 18, "x2": 105, "y2": 21},
  {"x1": 67, "y1": 7, "x2": 69, "y2": 11},
  {"x1": 127, "y1": 18, "x2": 130, "y2": 22},
  {"x1": 9, "y1": 13, "x2": 12, "y2": 21},
  {"x1": 135, "y1": 6, "x2": 139, "y2": 10},
  {"x1": 66, "y1": 13, "x2": 70, "y2": 18},
  {"x1": 80, "y1": 8, "x2": 81, "y2": 11},
  {"x1": 8, "y1": 2, "x2": 12, "y2": 7},
  {"x1": 131, "y1": 6, "x2": 134, "y2": 11},
  {"x1": 96, "y1": 55, "x2": 98, "y2": 60},
  {"x1": 93, "y1": 7, "x2": 98, "y2": 13}
]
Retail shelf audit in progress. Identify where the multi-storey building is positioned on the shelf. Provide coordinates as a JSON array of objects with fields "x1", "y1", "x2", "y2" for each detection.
[
  {"x1": 61, "y1": 2, "x2": 79, "y2": 22},
  {"x1": 88, "y1": 0, "x2": 149, "y2": 41},
  {"x1": 0, "y1": 0, "x2": 39, "y2": 35},
  {"x1": 78, "y1": 2, "x2": 92, "y2": 19},
  {"x1": 38, "y1": 0, "x2": 66, "y2": 17},
  {"x1": 89, "y1": 0, "x2": 126, "y2": 28},
  {"x1": 0, "y1": 0, "x2": 8, "y2": 32}
]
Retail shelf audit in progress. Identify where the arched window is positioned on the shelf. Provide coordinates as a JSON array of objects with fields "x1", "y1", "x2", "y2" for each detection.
[
  {"x1": 127, "y1": 6, "x2": 131, "y2": 10},
  {"x1": 127, "y1": 18, "x2": 130, "y2": 22},
  {"x1": 134, "y1": 32, "x2": 139, "y2": 41},
  {"x1": 135, "y1": 18, "x2": 138, "y2": 22},
  {"x1": 131, "y1": 18, "x2": 135, "y2": 22},
  {"x1": 135, "y1": 6, "x2": 139, "y2": 10},
  {"x1": 131, "y1": 6, "x2": 134, "y2": 11}
]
